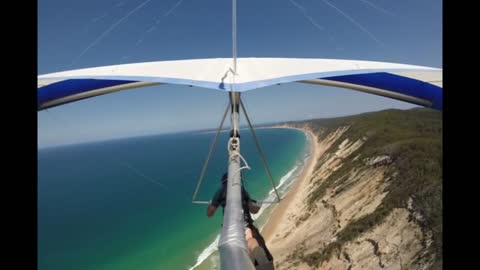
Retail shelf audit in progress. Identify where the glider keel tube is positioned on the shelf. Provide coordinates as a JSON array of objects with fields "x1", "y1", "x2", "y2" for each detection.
[{"x1": 218, "y1": 92, "x2": 256, "y2": 270}]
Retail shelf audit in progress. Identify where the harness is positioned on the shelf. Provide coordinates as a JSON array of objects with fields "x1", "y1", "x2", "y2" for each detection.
[
  {"x1": 219, "y1": 183, "x2": 255, "y2": 226},
  {"x1": 217, "y1": 183, "x2": 274, "y2": 264}
]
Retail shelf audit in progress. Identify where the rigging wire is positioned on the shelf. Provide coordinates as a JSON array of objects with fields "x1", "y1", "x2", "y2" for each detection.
[
  {"x1": 191, "y1": 100, "x2": 231, "y2": 203},
  {"x1": 239, "y1": 98, "x2": 281, "y2": 203},
  {"x1": 320, "y1": 0, "x2": 384, "y2": 46},
  {"x1": 68, "y1": 0, "x2": 155, "y2": 68}
]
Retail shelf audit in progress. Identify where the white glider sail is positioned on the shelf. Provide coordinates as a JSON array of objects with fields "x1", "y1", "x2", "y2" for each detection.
[{"x1": 38, "y1": 58, "x2": 442, "y2": 111}]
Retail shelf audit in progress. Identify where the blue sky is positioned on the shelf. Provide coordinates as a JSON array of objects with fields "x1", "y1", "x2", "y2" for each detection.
[{"x1": 38, "y1": 0, "x2": 442, "y2": 148}]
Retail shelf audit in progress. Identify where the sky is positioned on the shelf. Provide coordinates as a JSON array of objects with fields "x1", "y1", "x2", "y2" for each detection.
[{"x1": 38, "y1": 0, "x2": 442, "y2": 148}]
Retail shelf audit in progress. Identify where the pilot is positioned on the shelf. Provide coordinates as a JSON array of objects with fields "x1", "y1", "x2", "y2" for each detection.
[{"x1": 207, "y1": 172, "x2": 274, "y2": 269}]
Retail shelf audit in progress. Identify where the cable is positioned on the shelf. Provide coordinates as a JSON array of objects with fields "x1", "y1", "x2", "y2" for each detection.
[
  {"x1": 191, "y1": 100, "x2": 231, "y2": 202},
  {"x1": 239, "y1": 98, "x2": 281, "y2": 203}
]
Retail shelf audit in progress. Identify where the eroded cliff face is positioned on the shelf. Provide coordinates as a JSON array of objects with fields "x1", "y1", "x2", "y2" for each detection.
[{"x1": 270, "y1": 116, "x2": 440, "y2": 270}]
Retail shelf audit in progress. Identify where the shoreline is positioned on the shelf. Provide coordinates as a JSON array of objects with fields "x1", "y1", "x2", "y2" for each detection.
[
  {"x1": 261, "y1": 125, "x2": 320, "y2": 243},
  {"x1": 192, "y1": 125, "x2": 318, "y2": 270}
]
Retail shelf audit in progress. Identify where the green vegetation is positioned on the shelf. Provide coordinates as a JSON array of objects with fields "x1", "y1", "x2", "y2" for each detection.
[
  {"x1": 307, "y1": 158, "x2": 364, "y2": 210},
  {"x1": 288, "y1": 108, "x2": 442, "y2": 268}
]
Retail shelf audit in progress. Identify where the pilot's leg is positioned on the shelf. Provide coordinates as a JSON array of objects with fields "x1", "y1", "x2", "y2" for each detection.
[{"x1": 245, "y1": 228, "x2": 274, "y2": 269}]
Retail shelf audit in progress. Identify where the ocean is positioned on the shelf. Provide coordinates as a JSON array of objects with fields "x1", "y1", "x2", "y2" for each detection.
[{"x1": 38, "y1": 128, "x2": 310, "y2": 270}]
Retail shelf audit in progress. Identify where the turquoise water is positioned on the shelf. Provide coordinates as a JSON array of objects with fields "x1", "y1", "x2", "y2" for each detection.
[{"x1": 38, "y1": 128, "x2": 308, "y2": 270}]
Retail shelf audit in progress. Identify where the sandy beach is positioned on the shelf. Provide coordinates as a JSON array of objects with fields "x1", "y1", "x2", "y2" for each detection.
[{"x1": 261, "y1": 125, "x2": 321, "y2": 245}]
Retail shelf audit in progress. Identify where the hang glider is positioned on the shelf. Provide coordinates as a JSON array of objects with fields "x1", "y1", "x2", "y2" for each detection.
[
  {"x1": 37, "y1": 57, "x2": 442, "y2": 111},
  {"x1": 37, "y1": 56, "x2": 442, "y2": 270}
]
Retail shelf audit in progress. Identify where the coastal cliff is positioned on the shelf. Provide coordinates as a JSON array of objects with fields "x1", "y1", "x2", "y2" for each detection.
[{"x1": 263, "y1": 108, "x2": 442, "y2": 270}]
